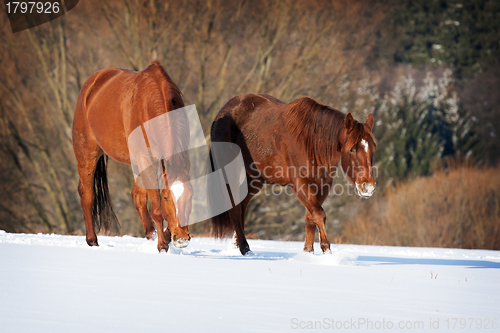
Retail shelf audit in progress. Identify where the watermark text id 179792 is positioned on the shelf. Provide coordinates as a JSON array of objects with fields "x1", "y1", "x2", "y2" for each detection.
[
  {"x1": 290, "y1": 317, "x2": 499, "y2": 330},
  {"x1": 3, "y1": 0, "x2": 79, "y2": 33},
  {"x1": 5, "y1": 2, "x2": 60, "y2": 14}
]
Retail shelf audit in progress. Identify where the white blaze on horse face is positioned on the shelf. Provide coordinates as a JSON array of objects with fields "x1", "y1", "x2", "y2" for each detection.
[
  {"x1": 361, "y1": 139, "x2": 369, "y2": 153},
  {"x1": 170, "y1": 180, "x2": 184, "y2": 202},
  {"x1": 170, "y1": 180, "x2": 184, "y2": 217}
]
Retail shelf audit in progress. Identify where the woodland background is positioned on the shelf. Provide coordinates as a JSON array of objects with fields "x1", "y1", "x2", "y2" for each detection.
[{"x1": 0, "y1": 0, "x2": 499, "y2": 249}]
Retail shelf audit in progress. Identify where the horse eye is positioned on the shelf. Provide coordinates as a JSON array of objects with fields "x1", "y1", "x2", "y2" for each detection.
[{"x1": 350, "y1": 147, "x2": 355, "y2": 153}]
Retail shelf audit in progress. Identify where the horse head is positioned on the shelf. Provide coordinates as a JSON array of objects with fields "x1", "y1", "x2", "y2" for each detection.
[
  {"x1": 161, "y1": 160, "x2": 193, "y2": 248},
  {"x1": 339, "y1": 113, "x2": 377, "y2": 198}
]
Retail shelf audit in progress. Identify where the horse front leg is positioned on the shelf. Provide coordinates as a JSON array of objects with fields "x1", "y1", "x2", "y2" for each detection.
[
  {"x1": 303, "y1": 211, "x2": 316, "y2": 253},
  {"x1": 147, "y1": 189, "x2": 169, "y2": 252},
  {"x1": 311, "y1": 208, "x2": 331, "y2": 254},
  {"x1": 131, "y1": 181, "x2": 156, "y2": 240},
  {"x1": 295, "y1": 182, "x2": 331, "y2": 254}
]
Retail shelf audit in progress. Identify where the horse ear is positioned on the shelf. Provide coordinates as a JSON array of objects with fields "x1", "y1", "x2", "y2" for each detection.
[
  {"x1": 345, "y1": 113, "x2": 354, "y2": 131},
  {"x1": 365, "y1": 113, "x2": 374, "y2": 130}
]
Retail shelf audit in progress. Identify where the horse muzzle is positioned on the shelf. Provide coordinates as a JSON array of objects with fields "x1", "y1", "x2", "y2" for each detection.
[
  {"x1": 172, "y1": 234, "x2": 190, "y2": 248},
  {"x1": 355, "y1": 182, "x2": 376, "y2": 198}
]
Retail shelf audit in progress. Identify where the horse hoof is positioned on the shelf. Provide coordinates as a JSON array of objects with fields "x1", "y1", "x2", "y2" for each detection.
[
  {"x1": 157, "y1": 243, "x2": 169, "y2": 253},
  {"x1": 303, "y1": 247, "x2": 314, "y2": 253},
  {"x1": 243, "y1": 250, "x2": 255, "y2": 257},
  {"x1": 323, "y1": 249, "x2": 332, "y2": 255},
  {"x1": 146, "y1": 230, "x2": 157, "y2": 241},
  {"x1": 86, "y1": 238, "x2": 98, "y2": 247},
  {"x1": 240, "y1": 247, "x2": 252, "y2": 256}
]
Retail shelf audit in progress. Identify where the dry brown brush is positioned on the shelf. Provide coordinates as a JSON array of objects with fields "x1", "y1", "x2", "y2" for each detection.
[{"x1": 342, "y1": 165, "x2": 500, "y2": 250}]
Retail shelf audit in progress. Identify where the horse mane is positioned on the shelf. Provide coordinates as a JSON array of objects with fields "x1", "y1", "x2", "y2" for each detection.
[
  {"x1": 285, "y1": 97, "x2": 365, "y2": 166},
  {"x1": 144, "y1": 61, "x2": 190, "y2": 177},
  {"x1": 148, "y1": 60, "x2": 184, "y2": 109}
]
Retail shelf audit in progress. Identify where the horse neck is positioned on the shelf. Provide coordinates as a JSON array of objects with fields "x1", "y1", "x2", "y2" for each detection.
[
  {"x1": 165, "y1": 153, "x2": 190, "y2": 184},
  {"x1": 285, "y1": 97, "x2": 345, "y2": 168}
]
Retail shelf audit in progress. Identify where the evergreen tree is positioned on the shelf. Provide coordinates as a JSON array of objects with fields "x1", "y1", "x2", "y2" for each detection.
[
  {"x1": 377, "y1": 0, "x2": 500, "y2": 78},
  {"x1": 374, "y1": 70, "x2": 479, "y2": 183}
]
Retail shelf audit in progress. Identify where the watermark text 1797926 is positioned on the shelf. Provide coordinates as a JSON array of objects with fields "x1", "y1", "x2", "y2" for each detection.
[{"x1": 3, "y1": 0, "x2": 79, "y2": 33}]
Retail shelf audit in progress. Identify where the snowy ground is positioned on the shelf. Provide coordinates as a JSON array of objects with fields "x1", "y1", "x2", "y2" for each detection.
[{"x1": 1, "y1": 230, "x2": 499, "y2": 332}]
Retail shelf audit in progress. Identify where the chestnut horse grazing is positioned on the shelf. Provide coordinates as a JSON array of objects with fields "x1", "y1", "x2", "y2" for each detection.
[
  {"x1": 72, "y1": 61, "x2": 191, "y2": 252},
  {"x1": 210, "y1": 94, "x2": 376, "y2": 255}
]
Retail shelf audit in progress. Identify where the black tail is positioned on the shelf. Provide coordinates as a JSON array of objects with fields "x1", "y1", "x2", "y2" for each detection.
[
  {"x1": 91, "y1": 155, "x2": 118, "y2": 232},
  {"x1": 211, "y1": 204, "x2": 235, "y2": 238},
  {"x1": 207, "y1": 146, "x2": 235, "y2": 238}
]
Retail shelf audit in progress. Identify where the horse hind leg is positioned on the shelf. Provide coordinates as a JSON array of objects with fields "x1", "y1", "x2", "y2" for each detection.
[
  {"x1": 76, "y1": 147, "x2": 118, "y2": 246},
  {"x1": 76, "y1": 152, "x2": 102, "y2": 246},
  {"x1": 232, "y1": 204, "x2": 251, "y2": 255},
  {"x1": 216, "y1": 194, "x2": 251, "y2": 255},
  {"x1": 234, "y1": 190, "x2": 258, "y2": 255},
  {"x1": 131, "y1": 181, "x2": 156, "y2": 240}
]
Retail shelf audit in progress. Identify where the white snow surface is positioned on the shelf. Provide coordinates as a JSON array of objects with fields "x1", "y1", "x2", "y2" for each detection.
[{"x1": 1, "y1": 230, "x2": 499, "y2": 332}]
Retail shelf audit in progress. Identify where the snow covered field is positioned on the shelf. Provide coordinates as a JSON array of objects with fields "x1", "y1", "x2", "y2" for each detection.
[{"x1": 1, "y1": 230, "x2": 499, "y2": 332}]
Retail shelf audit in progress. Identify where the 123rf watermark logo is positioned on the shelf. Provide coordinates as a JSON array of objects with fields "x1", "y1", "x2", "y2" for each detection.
[
  {"x1": 3, "y1": 0, "x2": 79, "y2": 33},
  {"x1": 290, "y1": 317, "x2": 499, "y2": 330}
]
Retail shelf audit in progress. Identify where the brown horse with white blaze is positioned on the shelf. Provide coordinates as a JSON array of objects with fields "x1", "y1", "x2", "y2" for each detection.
[
  {"x1": 210, "y1": 93, "x2": 376, "y2": 255},
  {"x1": 72, "y1": 61, "x2": 192, "y2": 252}
]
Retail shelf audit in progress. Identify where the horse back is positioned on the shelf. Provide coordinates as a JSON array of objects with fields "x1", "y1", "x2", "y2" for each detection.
[
  {"x1": 74, "y1": 62, "x2": 182, "y2": 164},
  {"x1": 212, "y1": 93, "x2": 297, "y2": 184}
]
